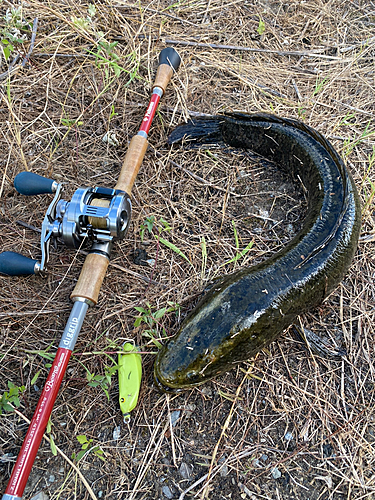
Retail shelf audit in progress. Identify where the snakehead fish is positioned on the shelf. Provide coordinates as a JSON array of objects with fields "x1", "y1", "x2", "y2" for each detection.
[{"x1": 154, "y1": 113, "x2": 361, "y2": 392}]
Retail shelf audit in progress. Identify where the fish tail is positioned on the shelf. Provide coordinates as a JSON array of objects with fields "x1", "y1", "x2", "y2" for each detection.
[{"x1": 168, "y1": 117, "x2": 223, "y2": 146}]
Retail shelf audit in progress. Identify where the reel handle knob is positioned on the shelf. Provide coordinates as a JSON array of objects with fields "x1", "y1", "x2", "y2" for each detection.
[
  {"x1": 14, "y1": 172, "x2": 57, "y2": 196},
  {"x1": 0, "y1": 251, "x2": 40, "y2": 276}
]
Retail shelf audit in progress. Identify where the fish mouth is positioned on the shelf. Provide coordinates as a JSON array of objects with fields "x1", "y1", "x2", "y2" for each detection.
[
  {"x1": 153, "y1": 364, "x2": 206, "y2": 393},
  {"x1": 153, "y1": 369, "x2": 186, "y2": 393}
]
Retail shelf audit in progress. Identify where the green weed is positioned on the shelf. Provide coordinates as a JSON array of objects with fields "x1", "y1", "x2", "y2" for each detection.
[
  {"x1": 313, "y1": 75, "x2": 329, "y2": 96},
  {"x1": 297, "y1": 106, "x2": 306, "y2": 120},
  {"x1": 339, "y1": 112, "x2": 356, "y2": 126},
  {"x1": 361, "y1": 146, "x2": 375, "y2": 214},
  {"x1": 201, "y1": 236, "x2": 207, "y2": 284},
  {"x1": 140, "y1": 216, "x2": 192, "y2": 266},
  {"x1": 0, "y1": 381, "x2": 25, "y2": 414},
  {"x1": 85, "y1": 364, "x2": 118, "y2": 401},
  {"x1": 46, "y1": 417, "x2": 57, "y2": 456},
  {"x1": 257, "y1": 18, "x2": 265, "y2": 36},
  {"x1": 343, "y1": 121, "x2": 375, "y2": 158},
  {"x1": 0, "y1": 6, "x2": 31, "y2": 61},
  {"x1": 220, "y1": 221, "x2": 254, "y2": 268},
  {"x1": 60, "y1": 117, "x2": 83, "y2": 128},
  {"x1": 72, "y1": 435, "x2": 105, "y2": 462},
  {"x1": 134, "y1": 302, "x2": 180, "y2": 348},
  {"x1": 71, "y1": 5, "x2": 139, "y2": 82}
]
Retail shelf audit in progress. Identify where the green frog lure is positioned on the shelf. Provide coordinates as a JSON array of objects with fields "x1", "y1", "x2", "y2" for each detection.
[{"x1": 118, "y1": 343, "x2": 142, "y2": 421}]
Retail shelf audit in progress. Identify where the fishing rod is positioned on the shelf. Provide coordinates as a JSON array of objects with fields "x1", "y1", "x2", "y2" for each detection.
[{"x1": 0, "y1": 47, "x2": 181, "y2": 500}]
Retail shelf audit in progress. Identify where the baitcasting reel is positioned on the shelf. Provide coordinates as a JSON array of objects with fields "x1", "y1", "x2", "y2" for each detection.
[{"x1": 0, "y1": 172, "x2": 131, "y2": 275}]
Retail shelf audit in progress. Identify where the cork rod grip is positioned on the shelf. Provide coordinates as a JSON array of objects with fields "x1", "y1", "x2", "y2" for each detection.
[
  {"x1": 153, "y1": 64, "x2": 174, "y2": 94},
  {"x1": 115, "y1": 134, "x2": 148, "y2": 195},
  {"x1": 70, "y1": 253, "x2": 109, "y2": 305}
]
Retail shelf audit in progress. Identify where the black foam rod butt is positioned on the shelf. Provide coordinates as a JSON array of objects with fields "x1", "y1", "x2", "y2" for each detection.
[{"x1": 159, "y1": 48, "x2": 181, "y2": 72}]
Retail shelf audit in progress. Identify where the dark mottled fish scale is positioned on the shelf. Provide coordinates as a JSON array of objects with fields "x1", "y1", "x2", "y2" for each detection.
[{"x1": 154, "y1": 112, "x2": 361, "y2": 392}]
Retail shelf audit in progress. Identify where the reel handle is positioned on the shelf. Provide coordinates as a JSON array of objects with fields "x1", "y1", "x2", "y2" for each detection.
[
  {"x1": 14, "y1": 172, "x2": 57, "y2": 195},
  {"x1": 0, "y1": 251, "x2": 40, "y2": 276}
]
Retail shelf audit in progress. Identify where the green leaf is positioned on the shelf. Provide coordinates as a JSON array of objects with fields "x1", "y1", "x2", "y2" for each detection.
[
  {"x1": 160, "y1": 217, "x2": 171, "y2": 232},
  {"x1": 153, "y1": 308, "x2": 166, "y2": 320},
  {"x1": 12, "y1": 396, "x2": 20, "y2": 407},
  {"x1": 158, "y1": 236, "x2": 191, "y2": 265},
  {"x1": 110, "y1": 104, "x2": 117, "y2": 120},
  {"x1": 46, "y1": 418, "x2": 52, "y2": 434},
  {"x1": 134, "y1": 316, "x2": 143, "y2": 327},
  {"x1": 152, "y1": 338, "x2": 162, "y2": 349},
  {"x1": 76, "y1": 449, "x2": 87, "y2": 461},
  {"x1": 77, "y1": 434, "x2": 89, "y2": 445},
  {"x1": 113, "y1": 64, "x2": 122, "y2": 78},
  {"x1": 88, "y1": 4, "x2": 96, "y2": 17},
  {"x1": 134, "y1": 306, "x2": 148, "y2": 313},
  {"x1": 49, "y1": 435, "x2": 57, "y2": 456},
  {"x1": 221, "y1": 240, "x2": 254, "y2": 267},
  {"x1": 31, "y1": 371, "x2": 40, "y2": 386},
  {"x1": 88, "y1": 381, "x2": 100, "y2": 388},
  {"x1": 3, "y1": 46, "x2": 10, "y2": 61},
  {"x1": 2, "y1": 403, "x2": 13, "y2": 413},
  {"x1": 38, "y1": 351, "x2": 56, "y2": 361},
  {"x1": 145, "y1": 217, "x2": 155, "y2": 233},
  {"x1": 257, "y1": 19, "x2": 265, "y2": 35}
]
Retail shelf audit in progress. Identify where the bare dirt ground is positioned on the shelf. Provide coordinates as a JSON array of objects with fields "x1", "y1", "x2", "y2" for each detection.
[{"x1": 0, "y1": 1, "x2": 375, "y2": 499}]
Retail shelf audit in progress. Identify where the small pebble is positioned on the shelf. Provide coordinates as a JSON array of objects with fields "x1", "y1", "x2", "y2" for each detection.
[
  {"x1": 271, "y1": 467, "x2": 282, "y2": 479},
  {"x1": 162, "y1": 485, "x2": 174, "y2": 499},
  {"x1": 284, "y1": 432, "x2": 293, "y2": 441},
  {"x1": 48, "y1": 475, "x2": 55, "y2": 483},
  {"x1": 238, "y1": 482, "x2": 254, "y2": 498},
  {"x1": 219, "y1": 463, "x2": 229, "y2": 477},
  {"x1": 201, "y1": 386, "x2": 212, "y2": 398},
  {"x1": 113, "y1": 425, "x2": 121, "y2": 440},
  {"x1": 98, "y1": 492, "x2": 103, "y2": 498},
  {"x1": 218, "y1": 455, "x2": 229, "y2": 476},
  {"x1": 170, "y1": 410, "x2": 181, "y2": 427},
  {"x1": 260, "y1": 454, "x2": 268, "y2": 462},
  {"x1": 30, "y1": 492, "x2": 49, "y2": 500},
  {"x1": 183, "y1": 403, "x2": 196, "y2": 415},
  {"x1": 179, "y1": 461, "x2": 192, "y2": 480}
]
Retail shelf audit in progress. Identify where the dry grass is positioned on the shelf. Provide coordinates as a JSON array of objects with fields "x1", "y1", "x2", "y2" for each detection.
[{"x1": 0, "y1": 1, "x2": 375, "y2": 499}]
